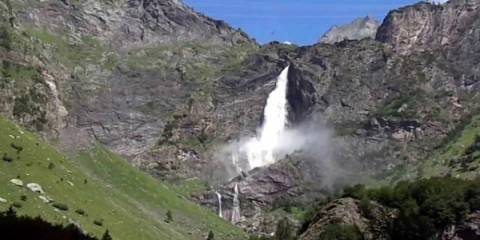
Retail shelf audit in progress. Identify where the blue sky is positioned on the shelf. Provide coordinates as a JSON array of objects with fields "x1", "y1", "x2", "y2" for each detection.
[{"x1": 184, "y1": 0, "x2": 421, "y2": 45}]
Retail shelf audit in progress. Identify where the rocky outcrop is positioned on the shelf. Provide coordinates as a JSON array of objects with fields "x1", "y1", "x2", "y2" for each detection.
[
  {"x1": 441, "y1": 211, "x2": 480, "y2": 240},
  {"x1": 1, "y1": 0, "x2": 256, "y2": 160},
  {"x1": 299, "y1": 198, "x2": 395, "y2": 240},
  {"x1": 320, "y1": 16, "x2": 380, "y2": 44},
  {"x1": 377, "y1": 0, "x2": 480, "y2": 55}
]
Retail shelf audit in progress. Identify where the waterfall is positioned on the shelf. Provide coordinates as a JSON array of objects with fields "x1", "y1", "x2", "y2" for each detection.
[
  {"x1": 244, "y1": 66, "x2": 290, "y2": 169},
  {"x1": 215, "y1": 192, "x2": 223, "y2": 218},
  {"x1": 231, "y1": 184, "x2": 241, "y2": 223}
]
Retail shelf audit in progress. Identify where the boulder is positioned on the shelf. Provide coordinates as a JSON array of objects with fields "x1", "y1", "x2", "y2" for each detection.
[
  {"x1": 441, "y1": 211, "x2": 480, "y2": 240},
  {"x1": 38, "y1": 195, "x2": 52, "y2": 203},
  {"x1": 299, "y1": 198, "x2": 395, "y2": 240},
  {"x1": 10, "y1": 179, "x2": 23, "y2": 187},
  {"x1": 27, "y1": 183, "x2": 45, "y2": 194}
]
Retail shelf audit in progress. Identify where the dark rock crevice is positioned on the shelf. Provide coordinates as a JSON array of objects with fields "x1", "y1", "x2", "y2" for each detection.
[{"x1": 286, "y1": 64, "x2": 318, "y2": 124}]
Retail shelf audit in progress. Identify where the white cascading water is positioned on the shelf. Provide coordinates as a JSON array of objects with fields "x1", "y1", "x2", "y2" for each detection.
[
  {"x1": 215, "y1": 192, "x2": 223, "y2": 218},
  {"x1": 231, "y1": 184, "x2": 241, "y2": 223},
  {"x1": 244, "y1": 66, "x2": 290, "y2": 170}
]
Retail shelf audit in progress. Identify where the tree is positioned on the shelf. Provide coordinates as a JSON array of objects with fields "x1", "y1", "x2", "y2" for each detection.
[
  {"x1": 320, "y1": 224, "x2": 364, "y2": 240},
  {"x1": 206, "y1": 230, "x2": 214, "y2": 240},
  {"x1": 274, "y1": 217, "x2": 294, "y2": 240},
  {"x1": 165, "y1": 210, "x2": 173, "y2": 223},
  {"x1": 101, "y1": 230, "x2": 113, "y2": 240}
]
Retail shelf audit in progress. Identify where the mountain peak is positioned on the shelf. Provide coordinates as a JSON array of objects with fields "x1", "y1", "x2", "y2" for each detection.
[{"x1": 319, "y1": 16, "x2": 380, "y2": 44}]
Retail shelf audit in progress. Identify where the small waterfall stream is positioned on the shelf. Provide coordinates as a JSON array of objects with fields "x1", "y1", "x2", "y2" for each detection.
[
  {"x1": 231, "y1": 184, "x2": 241, "y2": 223},
  {"x1": 215, "y1": 192, "x2": 223, "y2": 218}
]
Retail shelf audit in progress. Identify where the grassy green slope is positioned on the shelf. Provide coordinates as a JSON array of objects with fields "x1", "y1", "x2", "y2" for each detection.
[
  {"x1": 418, "y1": 114, "x2": 480, "y2": 179},
  {"x1": 364, "y1": 114, "x2": 480, "y2": 187},
  {"x1": 0, "y1": 116, "x2": 246, "y2": 240}
]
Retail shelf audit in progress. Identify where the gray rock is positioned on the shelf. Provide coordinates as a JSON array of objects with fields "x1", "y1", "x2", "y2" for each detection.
[
  {"x1": 27, "y1": 183, "x2": 45, "y2": 194},
  {"x1": 441, "y1": 211, "x2": 480, "y2": 240},
  {"x1": 299, "y1": 198, "x2": 395, "y2": 240},
  {"x1": 0, "y1": 197, "x2": 7, "y2": 203},
  {"x1": 376, "y1": 0, "x2": 480, "y2": 55},
  {"x1": 320, "y1": 16, "x2": 380, "y2": 44},
  {"x1": 38, "y1": 195, "x2": 52, "y2": 203},
  {"x1": 10, "y1": 179, "x2": 24, "y2": 187}
]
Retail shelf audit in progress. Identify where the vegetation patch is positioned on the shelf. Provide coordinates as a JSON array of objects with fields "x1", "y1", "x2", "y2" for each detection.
[
  {"x1": 0, "y1": 207, "x2": 98, "y2": 240},
  {"x1": 342, "y1": 177, "x2": 480, "y2": 240},
  {"x1": 319, "y1": 224, "x2": 364, "y2": 240},
  {"x1": 52, "y1": 202, "x2": 69, "y2": 211},
  {"x1": 418, "y1": 114, "x2": 480, "y2": 179},
  {"x1": 0, "y1": 116, "x2": 247, "y2": 240}
]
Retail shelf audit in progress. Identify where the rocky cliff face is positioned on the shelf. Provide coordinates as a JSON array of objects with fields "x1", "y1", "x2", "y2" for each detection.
[
  {"x1": 1, "y1": 0, "x2": 256, "y2": 160},
  {"x1": 299, "y1": 198, "x2": 394, "y2": 240},
  {"x1": 441, "y1": 211, "x2": 480, "y2": 240},
  {"x1": 377, "y1": 0, "x2": 480, "y2": 55},
  {"x1": 320, "y1": 16, "x2": 380, "y2": 44}
]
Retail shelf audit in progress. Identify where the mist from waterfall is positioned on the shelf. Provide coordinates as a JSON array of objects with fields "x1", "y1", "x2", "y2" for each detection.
[
  {"x1": 215, "y1": 65, "x2": 340, "y2": 186},
  {"x1": 242, "y1": 66, "x2": 290, "y2": 170}
]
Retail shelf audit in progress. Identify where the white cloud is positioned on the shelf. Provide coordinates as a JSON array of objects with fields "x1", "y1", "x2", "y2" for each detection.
[{"x1": 428, "y1": 0, "x2": 449, "y2": 4}]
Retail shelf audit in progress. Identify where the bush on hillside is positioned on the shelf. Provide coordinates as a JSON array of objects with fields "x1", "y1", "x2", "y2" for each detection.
[
  {"x1": 52, "y1": 203, "x2": 69, "y2": 211},
  {"x1": 274, "y1": 217, "x2": 295, "y2": 240},
  {"x1": 206, "y1": 230, "x2": 214, "y2": 240},
  {"x1": 101, "y1": 230, "x2": 113, "y2": 240},
  {"x1": 0, "y1": 207, "x2": 98, "y2": 240},
  {"x1": 2, "y1": 153, "x2": 13, "y2": 162},
  {"x1": 165, "y1": 210, "x2": 173, "y2": 223},
  {"x1": 75, "y1": 209, "x2": 86, "y2": 216},
  {"x1": 341, "y1": 177, "x2": 480, "y2": 240},
  {"x1": 10, "y1": 143, "x2": 23, "y2": 153},
  {"x1": 319, "y1": 224, "x2": 364, "y2": 240},
  {"x1": 94, "y1": 219, "x2": 104, "y2": 226}
]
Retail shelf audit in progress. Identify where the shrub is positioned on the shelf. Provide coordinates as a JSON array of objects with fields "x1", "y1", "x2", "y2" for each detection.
[
  {"x1": 358, "y1": 197, "x2": 373, "y2": 219},
  {"x1": 319, "y1": 224, "x2": 364, "y2": 240},
  {"x1": 248, "y1": 236, "x2": 271, "y2": 240},
  {"x1": 75, "y1": 209, "x2": 86, "y2": 216},
  {"x1": 165, "y1": 210, "x2": 173, "y2": 223},
  {"x1": 0, "y1": 26, "x2": 12, "y2": 50},
  {"x1": 342, "y1": 184, "x2": 368, "y2": 200},
  {"x1": 2, "y1": 153, "x2": 13, "y2": 162},
  {"x1": 298, "y1": 199, "x2": 330, "y2": 235},
  {"x1": 48, "y1": 163, "x2": 55, "y2": 170},
  {"x1": 94, "y1": 219, "x2": 104, "y2": 226},
  {"x1": 206, "y1": 230, "x2": 214, "y2": 240},
  {"x1": 12, "y1": 202, "x2": 22, "y2": 209},
  {"x1": 101, "y1": 230, "x2": 113, "y2": 240},
  {"x1": 20, "y1": 195, "x2": 27, "y2": 201},
  {"x1": 274, "y1": 218, "x2": 294, "y2": 240},
  {"x1": 52, "y1": 203, "x2": 68, "y2": 211},
  {"x1": 10, "y1": 143, "x2": 23, "y2": 153}
]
